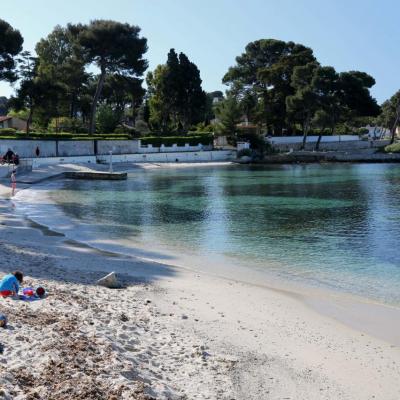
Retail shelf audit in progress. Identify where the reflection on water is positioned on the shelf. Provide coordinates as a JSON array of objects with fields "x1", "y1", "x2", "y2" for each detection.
[{"x1": 48, "y1": 164, "x2": 400, "y2": 305}]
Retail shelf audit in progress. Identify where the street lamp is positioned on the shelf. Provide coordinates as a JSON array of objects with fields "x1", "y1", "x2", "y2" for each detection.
[{"x1": 109, "y1": 150, "x2": 113, "y2": 173}]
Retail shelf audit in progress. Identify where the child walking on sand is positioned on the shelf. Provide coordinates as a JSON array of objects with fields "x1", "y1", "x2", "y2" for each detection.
[
  {"x1": 0, "y1": 271, "x2": 23, "y2": 298},
  {"x1": 11, "y1": 170, "x2": 16, "y2": 196}
]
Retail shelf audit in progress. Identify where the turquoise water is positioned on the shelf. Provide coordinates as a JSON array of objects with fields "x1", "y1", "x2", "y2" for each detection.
[{"x1": 46, "y1": 164, "x2": 400, "y2": 305}]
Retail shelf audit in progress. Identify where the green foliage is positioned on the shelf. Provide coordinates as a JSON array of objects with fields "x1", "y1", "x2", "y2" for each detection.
[
  {"x1": 286, "y1": 62, "x2": 320, "y2": 143},
  {"x1": 35, "y1": 25, "x2": 90, "y2": 122},
  {"x1": 237, "y1": 132, "x2": 265, "y2": 150},
  {"x1": 96, "y1": 105, "x2": 122, "y2": 133},
  {"x1": 237, "y1": 148, "x2": 252, "y2": 157},
  {"x1": 133, "y1": 120, "x2": 150, "y2": 136},
  {"x1": 357, "y1": 127, "x2": 369, "y2": 135},
  {"x1": 0, "y1": 96, "x2": 8, "y2": 115},
  {"x1": 193, "y1": 122, "x2": 215, "y2": 133},
  {"x1": 223, "y1": 39, "x2": 316, "y2": 134},
  {"x1": 141, "y1": 134, "x2": 213, "y2": 147},
  {"x1": 147, "y1": 49, "x2": 206, "y2": 132},
  {"x1": 0, "y1": 19, "x2": 24, "y2": 82},
  {"x1": 377, "y1": 91, "x2": 400, "y2": 129},
  {"x1": 8, "y1": 108, "x2": 29, "y2": 121},
  {"x1": 204, "y1": 91, "x2": 223, "y2": 124},
  {"x1": 384, "y1": 143, "x2": 400, "y2": 153},
  {"x1": 0, "y1": 128, "x2": 16, "y2": 135},
  {"x1": 77, "y1": 19, "x2": 148, "y2": 133},
  {"x1": 377, "y1": 90, "x2": 400, "y2": 143},
  {"x1": 214, "y1": 95, "x2": 241, "y2": 137},
  {"x1": 48, "y1": 117, "x2": 87, "y2": 133},
  {"x1": 222, "y1": 38, "x2": 380, "y2": 139},
  {"x1": 0, "y1": 131, "x2": 131, "y2": 140}
]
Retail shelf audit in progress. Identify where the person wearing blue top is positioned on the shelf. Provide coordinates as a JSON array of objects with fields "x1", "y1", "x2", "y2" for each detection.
[{"x1": 0, "y1": 271, "x2": 23, "y2": 297}]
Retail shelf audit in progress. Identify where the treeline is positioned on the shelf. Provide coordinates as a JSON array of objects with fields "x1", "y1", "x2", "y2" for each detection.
[{"x1": 0, "y1": 18, "x2": 399, "y2": 144}]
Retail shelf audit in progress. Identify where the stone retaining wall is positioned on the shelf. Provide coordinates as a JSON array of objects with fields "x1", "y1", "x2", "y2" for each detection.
[{"x1": 271, "y1": 140, "x2": 390, "y2": 152}]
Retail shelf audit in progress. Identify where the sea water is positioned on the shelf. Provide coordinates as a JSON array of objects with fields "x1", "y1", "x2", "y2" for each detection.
[{"x1": 19, "y1": 163, "x2": 400, "y2": 305}]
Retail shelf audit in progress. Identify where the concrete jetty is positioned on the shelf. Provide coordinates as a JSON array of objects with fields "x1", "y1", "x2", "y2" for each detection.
[{"x1": 64, "y1": 171, "x2": 127, "y2": 180}]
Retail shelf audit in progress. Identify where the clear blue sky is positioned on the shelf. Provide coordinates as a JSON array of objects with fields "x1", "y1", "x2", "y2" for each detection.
[{"x1": 1, "y1": 0, "x2": 399, "y2": 103}]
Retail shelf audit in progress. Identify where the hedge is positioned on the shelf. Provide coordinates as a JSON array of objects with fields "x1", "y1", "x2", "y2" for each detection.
[
  {"x1": 384, "y1": 143, "x2": 400, "y2": 153},
  {"x1": 0, "y1": 132, "x2": 212, "y2": 143},
  {"x1": 0, "y1": 128, "x2": 17, "y2": 135},
  {"x1": 0, "y1": 132, "x2": 131, "y2": 140},
  {"x1": 141, "y1": 135, "x2": 213, "y2": 147}
]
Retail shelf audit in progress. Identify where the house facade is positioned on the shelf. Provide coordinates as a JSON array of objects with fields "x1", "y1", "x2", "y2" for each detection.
[{"x1": 0, "y1": 116, "x2": 27, "y2": 131}]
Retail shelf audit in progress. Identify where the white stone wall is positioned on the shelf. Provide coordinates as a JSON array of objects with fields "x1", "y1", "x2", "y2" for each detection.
[
  {"x1": 0, "y1": 140, "x2": 57, "y2": 158},
  {"x1": 93, "y1": 150, "x2": 235, "y2": 164},
  {"x1": 0, "y1": 164, "x2": 13, "y2": 178},
  {"x1": 268, "y1": 138, "x2": 390, "y2": 152},
  {"x1": 0, "y1": 139, "x2": 212, "y2": 158},
  {"x1": 138, "y1": 143, "x2": 211, "y2": 153},
  {"x1": 31, "y1": 156, "x2": 97, "y2": 168},
  {"x1": 97, "y1": 140, "x2": 140, "y2": 155},
  {"x1": 267, "y1": 135, "x2": 361, "y2": 144},
  {"x1": 58, "y1": 141, "x2": 94, "y2": 157}
]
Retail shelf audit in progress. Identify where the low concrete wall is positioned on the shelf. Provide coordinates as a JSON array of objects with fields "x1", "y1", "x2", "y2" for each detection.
[
  {"x1": 57, "y1": 141, "x2": 94, "y2": 157},
  {"x1": 268, "y1": 135, "x2": 360, "y2": 144},
  {"x1": 0, "y1": 164, "x2": 12, "y2": 178},
  {"x1": 138, "y1": 143, "x2": 212, "y2": 153},
  {"x1": 31, "y1": 156, "x2": 97, "y2": 168},
  {"x1": 96, "y1": 150, "x2": 235, "y2": 164},
  {"x1": 0, "y1": 140, "x2": 56, "y2": 158},
  {"x1": 98, "y1": 140, "x2": 140, "y2": 155},
  {"x1": 0, "y1": 139, "x2": 210, "y2": 157},
  {"x1": 29, "y1": 150, "x2": 235, "y2": 167},
  {"x1": 0, "y1": 159, "x2": 32, "y2": 178},
  {"x1": 271, "y1": 140, "x2": 390, "y2": 152}
]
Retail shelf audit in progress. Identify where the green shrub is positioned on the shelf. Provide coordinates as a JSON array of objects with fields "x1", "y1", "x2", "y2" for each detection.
[
  {"x1": 237, "y1": 148, "x2": 252, "y2": 157},
  {"x1": 357, "y1": 127, "x2": 369, "y2": 135},
  {"x1": 192, "y1": 122, "x2": 215, "y2": 133},
  {"x1": 134, "y1": 120, "x2": 150, "y2": 135},
  {"x1": 0, "y1": 131, "x2": 133, "y2": 141},
  {"x1": 0, "y1": 128, "x2": 17, "y2": 135},
  {"x1": 113, "y1": 126, "x2": 136, "y2": 136},
  {"x1": 96, "y1": 105, "x2": 121, "y2": 133},
  {"x1": 14, "y1": 132, "x2": 75, "y2": 140},
  {"x1": 384, "y1": 143, "x2": 400, "y2": 153},
  {"x1": 48, "y1": 117, "x2": 88, "y2": 133}
]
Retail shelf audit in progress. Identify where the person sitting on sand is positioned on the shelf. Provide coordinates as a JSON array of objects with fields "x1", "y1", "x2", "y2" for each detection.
[{"x1": 0, "y1": 271, "x2": 23, "y2": 298}]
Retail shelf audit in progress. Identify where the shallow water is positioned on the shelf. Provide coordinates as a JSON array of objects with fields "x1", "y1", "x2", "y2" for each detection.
[{"x1": 23, "y1": 164, "x2": 400, "y2": 305}]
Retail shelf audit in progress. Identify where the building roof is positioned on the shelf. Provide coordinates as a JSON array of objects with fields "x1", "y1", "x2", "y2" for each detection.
[{"x1": 0, "y1": 116, "x2": 12, "y2": 122}]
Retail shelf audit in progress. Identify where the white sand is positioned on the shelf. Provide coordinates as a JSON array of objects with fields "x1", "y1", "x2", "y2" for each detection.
[{"x1": 0, "y1": 167, "x2": 400, "y2": 399}]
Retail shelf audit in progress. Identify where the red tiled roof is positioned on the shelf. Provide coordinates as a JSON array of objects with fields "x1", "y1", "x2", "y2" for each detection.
[{"x1": 0, "y1": 116, "x2": 12, "y2": 122}]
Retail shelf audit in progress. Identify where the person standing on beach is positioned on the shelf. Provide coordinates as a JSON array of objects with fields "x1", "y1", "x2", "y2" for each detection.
[{"x1": 11, "y1": 170, "x2": 16, "y2": 196}]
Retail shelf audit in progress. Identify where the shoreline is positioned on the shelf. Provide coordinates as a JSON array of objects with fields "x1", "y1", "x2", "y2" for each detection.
[
  {"x1": 1, "y1": 164, "x2": 400, "y2": 399},
  {"x1": 10, "y1": 166, "x2": 400, "y2": 346}
]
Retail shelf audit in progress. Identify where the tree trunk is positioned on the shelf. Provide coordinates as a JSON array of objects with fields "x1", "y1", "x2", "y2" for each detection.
[
  {"x1": 315, "y1": 125, "x2": 326, "y2": 151},
  {"x1": 89, "y1": 66, "x2": 106, "y2": 135},
  {"x1": 390, "y1": 106, "x2": 400, "y2": 144},
  {"x1": 300, "y1": 116, "x2": 310, "y2": 150},
  {"x1": 26, "y1": 103, "x2": 33, "y2": 135}
]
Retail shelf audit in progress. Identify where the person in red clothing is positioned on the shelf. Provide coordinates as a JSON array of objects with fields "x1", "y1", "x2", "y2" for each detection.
[{"x1": 0, "y1": 271, "x2": 23, "y2": 298}]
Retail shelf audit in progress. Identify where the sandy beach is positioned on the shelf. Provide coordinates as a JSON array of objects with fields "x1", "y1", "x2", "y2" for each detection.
[{"x1": 1, "y1": 165, "x2": 400, "y2": 399}]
